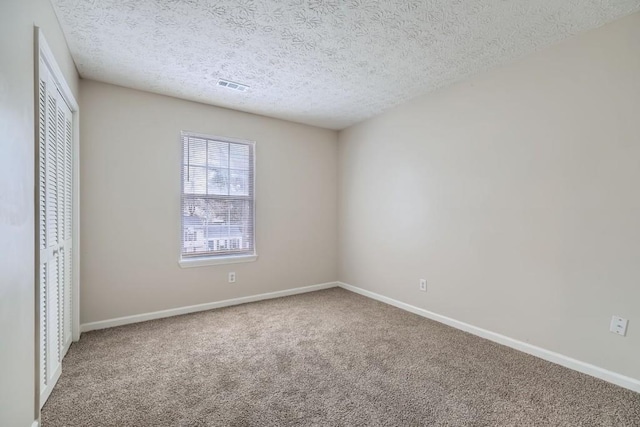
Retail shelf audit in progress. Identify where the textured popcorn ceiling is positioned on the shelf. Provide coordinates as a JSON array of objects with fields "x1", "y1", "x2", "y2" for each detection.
[{"x1": 51, "y1": 0, "x2": 640, "y2": 130}]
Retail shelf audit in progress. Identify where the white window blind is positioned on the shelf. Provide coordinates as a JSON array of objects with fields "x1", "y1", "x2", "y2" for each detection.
[{"x1": 181, "y1": 132, "x2": 255, "y2": 260}]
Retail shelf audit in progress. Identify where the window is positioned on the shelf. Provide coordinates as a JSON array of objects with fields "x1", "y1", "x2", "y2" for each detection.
[{"x1": 179, "y1": 132, "x2": 256, "y2": 267}]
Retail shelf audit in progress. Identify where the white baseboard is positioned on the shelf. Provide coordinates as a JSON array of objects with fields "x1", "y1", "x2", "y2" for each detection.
[
  {"x1": 337, "y1": 282, "x2": 640, "y2": 393},
  {"x1": 79, "y1": 280, "x2": 639, "y2": 393},
  {"x1": 81, "y1": 282, "x2": 338, "y2": 332},
  {"x1": 31, "y1": 421, "x2": 39, "y2": 427}
]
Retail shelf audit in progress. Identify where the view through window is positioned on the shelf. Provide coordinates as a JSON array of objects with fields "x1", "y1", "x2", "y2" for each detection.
[{"x1": 181, "y1": 132, "x2": 255, "y2": 260}]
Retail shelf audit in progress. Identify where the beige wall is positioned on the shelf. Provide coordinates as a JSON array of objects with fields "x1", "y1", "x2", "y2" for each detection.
[
  {"x1": 80, "y1": 80, "x2": 338, "y2": 324},
  {"x1": 338, "y1": 12, "x2": 640, "y2": 381},
  {"x1": 0, "y1": 0, "x2": 79, "y2": 425},
  {"x1": 1, "y1": 6, "x2": 636, "y2": 424}
]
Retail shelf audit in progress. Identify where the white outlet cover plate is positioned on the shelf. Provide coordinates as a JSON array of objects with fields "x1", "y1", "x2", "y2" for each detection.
[{"x1": 610, "y1": 315, "x2": 628, "y2": 336}]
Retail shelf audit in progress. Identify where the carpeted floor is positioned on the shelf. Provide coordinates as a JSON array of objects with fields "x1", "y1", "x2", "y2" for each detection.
[{"x1": 42, "y1": 288, "x2": 639, "y2": 426}]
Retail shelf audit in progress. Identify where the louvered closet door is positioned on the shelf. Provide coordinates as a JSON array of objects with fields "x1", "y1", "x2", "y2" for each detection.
[{"x1": 38, "y1": 60, "x2": 74, "y2": 407}]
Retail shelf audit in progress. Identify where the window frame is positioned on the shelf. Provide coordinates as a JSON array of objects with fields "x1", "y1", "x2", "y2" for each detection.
[{"x1": 178, "y1": 131, "x2": 257, "y2": 268}]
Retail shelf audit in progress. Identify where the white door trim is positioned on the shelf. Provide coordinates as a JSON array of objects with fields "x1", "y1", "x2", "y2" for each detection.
[
  {"x1": 34, "y1": 26, "x2": 80, "y2": 418},
  {"x1": 36, "y1": 28, "x2": 80, "y2": 341}
]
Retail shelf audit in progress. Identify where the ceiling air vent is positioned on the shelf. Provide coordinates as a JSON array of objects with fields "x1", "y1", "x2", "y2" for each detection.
[{"x1": 217, "y1": 79, "x2": 249, "y2": 92}]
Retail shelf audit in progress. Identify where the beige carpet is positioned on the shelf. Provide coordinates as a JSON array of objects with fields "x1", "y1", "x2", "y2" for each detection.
[{"x1": 42, "y1": 288, "x2": 639, "y2": 426}]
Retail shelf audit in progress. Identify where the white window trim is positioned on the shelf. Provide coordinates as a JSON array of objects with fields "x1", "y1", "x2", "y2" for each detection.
[
  {"x1": 178, "y1": 131, "x2": 257, "y2": 268},
  {"x1": 178, "y1": 253, "x2": 258, "y2": 268}
]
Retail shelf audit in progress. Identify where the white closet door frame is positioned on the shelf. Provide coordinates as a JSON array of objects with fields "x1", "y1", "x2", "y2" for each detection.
[{"x1": 34, "y1": 27, "x2": 80, "y2": 412}]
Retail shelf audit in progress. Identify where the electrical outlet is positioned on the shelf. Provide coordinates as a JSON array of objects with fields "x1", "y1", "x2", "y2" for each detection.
[
  {"x1": 610, "y1": 315, "x2": 628, "y2": 336},
  {"x1": 228, "y1": 272, "x2": 236, "y2": 283},
  {"x1": 419, "y1": 279, "x2": 427, "y2": 292}
]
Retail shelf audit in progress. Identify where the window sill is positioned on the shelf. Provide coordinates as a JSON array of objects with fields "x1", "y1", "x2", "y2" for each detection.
[{"x1": 178, "y1": 254, "x2": 258, "y2": 268}]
